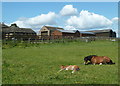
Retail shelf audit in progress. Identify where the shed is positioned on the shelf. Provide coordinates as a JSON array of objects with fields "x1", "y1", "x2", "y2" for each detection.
[{"x1": 2, "y1": 23, "x2": 37, "y2": 40}]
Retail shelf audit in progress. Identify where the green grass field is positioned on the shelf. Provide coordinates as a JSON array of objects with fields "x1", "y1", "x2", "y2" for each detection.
[{"x1": 2, "y1": 40, "x2": 118, "y2": 84}]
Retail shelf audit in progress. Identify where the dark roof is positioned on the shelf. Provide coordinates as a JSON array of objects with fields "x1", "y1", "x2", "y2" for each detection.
[
  {"x1": 2, "y1": 23, "x2": 36, "y2": 34},
  {"x1": 44, "y1": 26, "x2": 64, "y2": 30},
  {"x1": 86, "y1": 29, "x2": 112, "y2": 33}
]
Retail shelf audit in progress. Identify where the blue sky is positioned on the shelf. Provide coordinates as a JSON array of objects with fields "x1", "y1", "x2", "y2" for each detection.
[
  {"x1": 2, "y1": 2, "x2": 119, "y2": 36},
  {"x1": 2, "y1": 2, "x2": 118, "y2": 23}
]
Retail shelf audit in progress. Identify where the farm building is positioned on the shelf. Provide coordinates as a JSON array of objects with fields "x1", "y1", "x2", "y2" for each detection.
[
  {"x1": 1, "y1": 23, "x2": 37, "y2": 40},
  {"x1": 38, "y1": 26, "x2": 64, "y2": 39},
  {"x1": 86, "y1": 29, "x2": 116, "y2": 37},
  {"x1": 79, "y1": 31, "x2": 95, "y2": 37},
  {"x1": 38, "y1": 26, "x2": 81, "y2": 39},
  {"x1": 38, "y1": 26, "x2": 64, "y2": 36},
  {"x1": 51, "y1": 30, "x2": 96, "y2": 39},
  {"x1": 39, "y1": 26, "x2": 116, "y2": 39},
  {"x1": 39, "y1": 26, "x2": 96, "y2": 39},
  {"x1": 51, "y1": 29, "x2": 80, "y2": 39}
]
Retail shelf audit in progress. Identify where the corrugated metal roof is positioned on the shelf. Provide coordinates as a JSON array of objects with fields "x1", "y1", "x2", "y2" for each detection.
[
  {"x1": 80, "y1": 31, "x2": 95, "y2": 34},
  {"x1": 86, "y1": 29, "x2": 112, "y2": 33}
]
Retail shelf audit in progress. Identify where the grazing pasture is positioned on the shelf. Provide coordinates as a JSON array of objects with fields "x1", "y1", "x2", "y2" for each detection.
[{"x1": 2, "y1": 40, "x2": 118, "y2": 84}]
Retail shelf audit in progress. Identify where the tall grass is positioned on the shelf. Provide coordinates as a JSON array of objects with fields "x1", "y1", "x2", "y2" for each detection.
[{"x1": 2, "y1": 40, "x2": 118, "y2": 84}]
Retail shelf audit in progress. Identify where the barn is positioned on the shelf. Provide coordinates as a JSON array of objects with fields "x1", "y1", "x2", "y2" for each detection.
[
  {"x1": 38, "y1": 26, "x2": 64, "y2": 36},
  {"x1": 39, "y1": 26, "x2": 116, "y2": 39},
  {"x1": 86, "y1": 29, "x2": 116, "y2": 37},
  {"x1": 1, "y1": 23, "x2": 37, "y2": 40},
  {"x1": 38, "y1": 26, "x2": 64, "y2": 39},
  {"x1": 79, "y1": 31, "x2": 95, "y2": 37},
  {"x1": 39, "y1": 26, "x2": 81, "y2": 39},
  {"x1": 51, "y1": 29, "x2": 80, "y2": 39}
]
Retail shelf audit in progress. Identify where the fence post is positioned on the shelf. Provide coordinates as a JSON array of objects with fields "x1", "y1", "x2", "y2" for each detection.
[
  {"x1": 28, "y1": 38, "x2": 31, "y2": 43},
  {"x1": 42, "y1": 38, "x2": 44, "y2": 43},
  {"x1": 21, "y1": 38, "x2": 23, "y2": 43}
]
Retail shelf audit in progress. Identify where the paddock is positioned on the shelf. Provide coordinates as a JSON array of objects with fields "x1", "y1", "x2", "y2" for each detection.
[{"x1": 2, "y1": 40, "x2": 118, "y2": 84}]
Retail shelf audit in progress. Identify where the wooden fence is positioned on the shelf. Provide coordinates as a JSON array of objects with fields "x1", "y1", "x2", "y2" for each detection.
[{"x1": 2, "y1": 36, "x2": 119, "y2": 44}]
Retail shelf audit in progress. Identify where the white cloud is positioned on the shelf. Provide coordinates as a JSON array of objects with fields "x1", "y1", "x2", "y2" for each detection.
[
  {"x1": 60, "y1": 5, "x2": 78, "y2": 16},
  {"x1": 64, "y1": 25, "x2": 76, "y2": 30},
  {"x1": 12, "y1": 12, "x2": 57, "y2": 28},
  {"x1": 66, "y1": 10, "x2": 112, "y2": 30},
  {"x1": 111, "y1": 17, "x2": 119, "y2": 22},
  {"x1": 8, "y1": 6, "x2": 118, "y2": 37}
]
